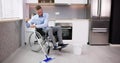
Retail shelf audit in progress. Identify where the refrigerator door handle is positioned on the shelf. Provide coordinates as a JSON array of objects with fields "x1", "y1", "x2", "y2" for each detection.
[
  {"x1": 97, "y1": 0, "x2": 99, "y2": 16},
  {"x1": 97, "y1": 0, "x2": 101, "y2": 17}
]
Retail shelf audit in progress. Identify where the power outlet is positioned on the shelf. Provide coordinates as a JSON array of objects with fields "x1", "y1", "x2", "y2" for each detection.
[{"x1": 55, "y1": 12, "x2": 60, "y2": 15}]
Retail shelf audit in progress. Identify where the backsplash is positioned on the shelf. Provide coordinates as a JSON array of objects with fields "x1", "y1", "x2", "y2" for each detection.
[{"x1": 29, "y1": 5, "x2": 90, "y2": 20}]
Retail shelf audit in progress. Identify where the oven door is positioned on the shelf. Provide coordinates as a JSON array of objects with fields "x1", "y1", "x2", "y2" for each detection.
[
  {"x1": 55, "y1": 23, "x2": 72, "y2": 40},
  {"x1": 61, "y1": 26, "x2": 72, "y2": 40}
]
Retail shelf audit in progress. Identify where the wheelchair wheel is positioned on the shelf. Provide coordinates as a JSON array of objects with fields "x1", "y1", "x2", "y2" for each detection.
[{"x1": 29, "y1": 31, "x2": 46, "y2": 52}]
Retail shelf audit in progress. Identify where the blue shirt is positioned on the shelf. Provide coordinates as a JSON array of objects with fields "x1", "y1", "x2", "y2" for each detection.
[{"x1": 26, "y1": 13, "x2": 49, "y2": 29}]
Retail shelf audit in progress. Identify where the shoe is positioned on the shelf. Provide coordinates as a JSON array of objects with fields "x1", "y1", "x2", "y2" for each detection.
[
  {"x1": 53, "y1": 46, "x2": 58, "y2": 50},
  {"x1": 58, "y1": 44, "x2": 68, "y2": 48}
]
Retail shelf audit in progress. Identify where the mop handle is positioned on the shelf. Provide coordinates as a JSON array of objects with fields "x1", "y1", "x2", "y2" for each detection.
[{"x1": 37, "y1": 38, "x2": 47, "y2": 56}]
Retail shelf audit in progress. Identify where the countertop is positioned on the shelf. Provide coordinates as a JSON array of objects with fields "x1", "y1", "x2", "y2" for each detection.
[
  {"x1": 0, "y1": 18, "x2": 89, "y2": 22},
  {"x1": 25, "y1": 18, "x2": 89, "y2": 21},
  {"x1": 49, "y1": 18, "x2": 89, "y2": 21},
  {"x1": 0, "y1": 18, "x2": 23, "y2": 23}
]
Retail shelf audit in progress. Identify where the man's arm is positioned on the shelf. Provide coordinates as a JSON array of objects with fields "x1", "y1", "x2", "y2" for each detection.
[
  {"x1": 25, "y1": 17, "x2": 34, "y2": 28},
  {"x1": 36, "y1": 13, "x2": 49, "y2": 28}
]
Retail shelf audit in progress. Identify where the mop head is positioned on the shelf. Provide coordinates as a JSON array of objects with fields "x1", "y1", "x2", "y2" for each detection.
[{"x1": 40, "y1": 55, "x2": 55, "y2": 63}]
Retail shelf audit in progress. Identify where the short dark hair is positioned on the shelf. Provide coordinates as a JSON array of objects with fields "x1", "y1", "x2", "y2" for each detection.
[{"x1": 35, "y1": 5, "x2": 42, "y2": 10}]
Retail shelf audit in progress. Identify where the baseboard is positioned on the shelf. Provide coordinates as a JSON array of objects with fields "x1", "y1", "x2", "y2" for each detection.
[
  {"x1": 110, "y1": 44, "x2": 120, "y2": 47},
  {"x1": 89, "y1": 44, "x2": 110, "y2": 46}
]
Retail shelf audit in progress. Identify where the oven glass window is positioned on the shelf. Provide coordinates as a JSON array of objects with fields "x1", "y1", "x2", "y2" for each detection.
[{"x1": 62, "y1": 28, "x2": 72, "y2": 40}]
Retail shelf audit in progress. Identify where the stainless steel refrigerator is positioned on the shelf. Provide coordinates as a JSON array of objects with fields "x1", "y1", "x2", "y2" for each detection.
[{"x1": 89, "y1": 0, "x2": 111, "y2": 45}]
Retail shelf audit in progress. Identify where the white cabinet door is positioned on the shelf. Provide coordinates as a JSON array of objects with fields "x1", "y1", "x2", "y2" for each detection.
[
  {"x1": 26, "y1": 0, "x2": 38, "y2": 3},
  {"x1": 55, "y1": 0, "x2": 71, "y2": 4},
  {"x1": 71, "y1": 0, "x2": 87, "y2": 4},
  {"x1": 73, "y1": 20, "x2": 89, "y2": 45},
  {"x1": 55, "y1": 0, "x2": 87, "y2": 4}
]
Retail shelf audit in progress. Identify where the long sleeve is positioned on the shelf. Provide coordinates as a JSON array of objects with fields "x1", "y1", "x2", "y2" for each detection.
[{"x1": 36, "y1": 13, "x2": 49, "y2": 28}]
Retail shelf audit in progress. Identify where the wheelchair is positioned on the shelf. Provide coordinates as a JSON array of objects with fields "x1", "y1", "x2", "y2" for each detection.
[{"x1": 28, "y1": 28, "x2": 60, "y2": 55}]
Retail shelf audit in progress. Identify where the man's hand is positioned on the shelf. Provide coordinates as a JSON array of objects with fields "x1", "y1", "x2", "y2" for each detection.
[{"x1": 30, "y1": 25, "x2": 36, "y2": 28}]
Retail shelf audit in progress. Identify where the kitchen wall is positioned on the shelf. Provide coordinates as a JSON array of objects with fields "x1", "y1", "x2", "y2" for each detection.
[
  {"x1": 0, "y1": 20, "x2": 22, "y2": 62},
  {"x1": 29, "y1": 5, "x2": 90, "y2": 20}
]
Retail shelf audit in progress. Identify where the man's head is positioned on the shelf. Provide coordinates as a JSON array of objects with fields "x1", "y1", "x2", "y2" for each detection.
[{"x1": 35, "y1": 5, "x2": 43, "y2": 16}]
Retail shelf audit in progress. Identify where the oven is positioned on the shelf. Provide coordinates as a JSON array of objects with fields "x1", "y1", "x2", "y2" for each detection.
[{"x1": 55, "y1": 23, "x2": 72, "y2": 40}]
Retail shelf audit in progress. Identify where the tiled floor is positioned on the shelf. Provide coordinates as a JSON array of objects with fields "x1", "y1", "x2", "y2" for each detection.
[{"x1": 2, "y1": 44, "x2": 120, "y2": 63}]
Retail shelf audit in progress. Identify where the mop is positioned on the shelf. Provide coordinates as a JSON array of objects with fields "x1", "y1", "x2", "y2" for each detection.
[{"x1": 37, "y1": 38, "x2": 55, "y2": 63}]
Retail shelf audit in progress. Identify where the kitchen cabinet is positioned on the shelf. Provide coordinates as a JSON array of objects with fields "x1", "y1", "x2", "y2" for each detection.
[
  {"x1": 55, "y1": 0, "x2": 70, "y2": 4},
  {"x1": 55, "y1": 19, "x2": 89, "y2": 45},
  {"x1": 71, "y1": 0, "x2": 88, "y2": 4},
  {"x1": 72, "y1": 20, "x2": 89, "y2": 45},
  {"x1": 26, "y1": 0, "x2": 54, "y2": 3},
  {"x1": 38, "y1": 0, "x2": 54, "y2": 3},
  {"x1": 26, "y1": 0, "x2": 38, "y2": 3},
  {"x1": 55, "y1": 0, "x2": 87, "y2": 4},
  {"x1": 1, "y1": 0, "x2": 23, "y2": 19},
  {"x1": 26, "y1": 0, "x2": 87, "y2": 4}
]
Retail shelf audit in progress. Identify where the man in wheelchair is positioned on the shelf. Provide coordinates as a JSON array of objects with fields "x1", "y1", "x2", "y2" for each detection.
[{"x1": 26, "y1": 5, "x2": 68, "y2": 50}]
